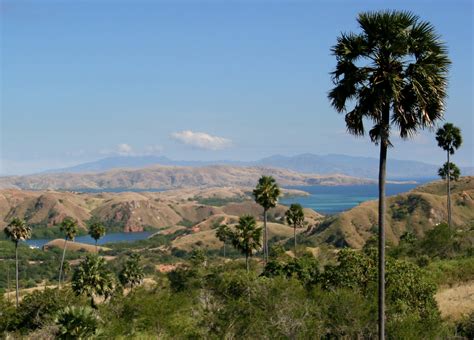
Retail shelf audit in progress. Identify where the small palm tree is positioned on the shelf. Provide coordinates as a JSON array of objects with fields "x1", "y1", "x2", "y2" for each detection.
[
  {"x1": 215, "y1": 224, "x2": 232, "y2": 258},
  {"x1": 58, "y1": 217, "x2": 78, "y2": 288},
  {"x1": 55, "y1": 305, "x2": 101, "y2": 339},
  {"x1": 72, "y1": 254, "x2": 115, "y2": 308},
  {"x1": 230, "y1": 215, "x2": 262, "y2": 272},
  {"x1": 328, "y1": 11, "x2": 450, "y2": 338},
  {"x1": 436, "y1": 123, "x2": 462, "y2": 228},
  {"x1": 285, "y1": 204, "x2": 305, "y2": 257},
  {"x1": 4, "y1": 218, "x2": 32, "y2": 307},
  {"x1": 88, "y1": 220, "x2": 106, "y2": 253},
  {"x1": 438, "y1": 162, "x2": 461, "y2": 182},
  {"x1": 253, "y1": 176, "x2": 280, "y2": 262},
  {"x1": 119, "y1": 253, "x2": 144, "y2": 289}
]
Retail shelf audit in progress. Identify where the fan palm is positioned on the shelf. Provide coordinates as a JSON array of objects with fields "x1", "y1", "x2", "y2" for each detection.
[
  {"x1": 4, "y1": 218, "x2": 32, "y2": 307},
  {"x1": 253, "y1": 176, "x2": 280, "y2": 262},
  {"x1": 119, "y1": 253, "x2": 144, "y2": 289},
  {"x1": 72, "y1": 254, "x2": 115, "y2": 308},
  {"x1": 230, "y1": 215, "x2": 262, "y2": 272},
  {"x1": 58, "y1": 217, "x2": 78, "y2": 288},
  {"x1": 436, "y1": 123, "x2": 462, "y2": 227},
  {"x1": 438, "y1": 161, "x2": 460, "y2": 182},
  {"x1": 285, "y1": 203, "x2": 305, "y2": 257},
  {"x1": 88, "y1": 220, "x2": 106, "y2": 253},
  {"x1": 215, "y1": 224, "x2": 232, "y2": 258},
  {"x1": 328, "y1": 11, "x2": 450, "y2": 339}
]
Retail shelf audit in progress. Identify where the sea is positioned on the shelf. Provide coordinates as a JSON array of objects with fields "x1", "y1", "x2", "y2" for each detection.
[{"x1": 280, "y1": 182, "x2": 422, "y2": 215}]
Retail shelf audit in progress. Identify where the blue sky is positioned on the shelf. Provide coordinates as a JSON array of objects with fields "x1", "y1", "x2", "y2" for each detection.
[{"x1": 1, "y1": 0, "x2": 472, "y2": 175}]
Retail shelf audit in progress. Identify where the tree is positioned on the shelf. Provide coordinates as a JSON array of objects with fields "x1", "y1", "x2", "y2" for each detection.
[
  {"x1": 328, "y1": 11, "x2": 450, "y2": 339},
  {"x1": 216, "y1": 224, "x2": 232, "y2": 258},
  {"x1": 58, "y1": 217, "x2": 78, "y2": 288},
  {"x1": 285, "y1": 203, "x2": 305, "y2": 257},
  {"x1": 88, "y1": 220, "x2": 106, "y2": 252},
  {"x1": 436, "y1": 123, "x2": 462, "y2": 228},
  {"x1": 253, "y1": 176, "x2": 281, "y2": 262},
  {"x1": 55, "y1": 306, "x2": 101, "y2": 339},
  {"x1": 119, "y1": 253, "x2": 144, "y2": 289},
  {"x1": 71, "y1": 254, "x2": 114, "y2": 308},
  {"x1": 4, "y1": 218, "x2": 32, "y2": 307},
  {"x1": 438, "y1": 162, "x2": 460, "y2": 182},
  {"x1": 230, "y1": 215, "x2": 262, "y2": 272}
]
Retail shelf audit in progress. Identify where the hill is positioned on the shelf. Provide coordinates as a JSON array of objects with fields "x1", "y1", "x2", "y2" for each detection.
[
  {"x1": 307, "y1": 176, "x2": 474, "y2": 248},
  {"x1": 0, "y1": 165, "x2": 381, "y2": 191},
  {"x1": 0, "y1": 187, "x2": 323, "y2": 235}
]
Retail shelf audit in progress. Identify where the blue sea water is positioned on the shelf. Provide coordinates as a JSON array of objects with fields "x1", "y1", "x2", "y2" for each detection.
[
  {"x1": 280, "y1": 183, "x2": 419, "y2": 215},
  {"x1": 25, "y1": 231, "x2": 153, "y2": 249}
]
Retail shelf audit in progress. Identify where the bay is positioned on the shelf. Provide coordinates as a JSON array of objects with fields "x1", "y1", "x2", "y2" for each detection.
[{"x1": 280, "y1": 183, "x2": 420, "y2": 215}]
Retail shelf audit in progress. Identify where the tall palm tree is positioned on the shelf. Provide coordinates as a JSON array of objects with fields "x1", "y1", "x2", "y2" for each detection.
[
  {"x1": 88, "y1": 220, "x2": 106, "y2": 253},
  {"x1": 215, "y1": 224, "x2": 232, "y2": 258},
  {"x1": 230, "y1": 215, "x2": 262, "y2": 272},
  {"x1": 4, "y1": 218, "x2": 32, "y2": 307},
  {"x1": 285, "y1": 203, "x2": 305, "y2": 257},
  {"x1": 58, "y1": 217, "x2": 78, "y2": 288},
  {"x1": 436, "y1": 123, "x2": 462, "y2": 228},
  {"x1": 328, "y1": 11, "x2": 450, "y2": 339},
  {"x1": 253, "y1": 176, "x2": 280, "y2": 262}
]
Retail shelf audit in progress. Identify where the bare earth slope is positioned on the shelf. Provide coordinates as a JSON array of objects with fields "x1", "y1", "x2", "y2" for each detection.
[
  {"x1": 0, "y1": 165, "x2": 381, "y2": 190},
  {"x1": 307, "y1": 176, "x2": 474, "y2": 248}
]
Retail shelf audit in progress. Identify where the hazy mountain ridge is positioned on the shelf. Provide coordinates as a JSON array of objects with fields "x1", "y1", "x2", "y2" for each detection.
[
  {"x1": 40, "y1": 153, "x2": 474, "y2": 180},
  {"x1": 0, "y1": 165, "x2": 382, "y2": 191}
]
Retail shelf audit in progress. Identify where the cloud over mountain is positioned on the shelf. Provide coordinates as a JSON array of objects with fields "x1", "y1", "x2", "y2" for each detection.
[{"x1": 171, "y1": 130, "x2": 232, "y2": 150}]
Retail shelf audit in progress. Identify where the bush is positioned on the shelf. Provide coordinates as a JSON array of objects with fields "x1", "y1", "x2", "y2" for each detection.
[{"x1": 55, "y1": 306, "x2": 101, "y2": 339}]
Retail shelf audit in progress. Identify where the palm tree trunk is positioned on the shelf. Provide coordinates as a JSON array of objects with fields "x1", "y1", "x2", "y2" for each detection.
[
  {"x1": 264, "y1": 209, "x2": 268, "y2": 263},
  {"x1": 378, "y1": 137, "x2": 388, "y2": 340},
  {"x1": 294, "y1": 225, "x2": 297, "y2": 257},
  {"x1": 58, "y1": 238, "x2": 68, "y2": 288},
  {"x1": 246, "y1": 254, "x2": 249, "y2": 272},
  {"x1": 15, "y1": 241, "x2": 19, "y2": 308},
  {"x1": 223, "y1": 241, "x2": 226, "y2": 258},
  {"x1": 95, "y1": 239, "x2": 98, "y2": 253},
  {"x1": 447, "y1": 151, "x2": 452, "y2": 228}
]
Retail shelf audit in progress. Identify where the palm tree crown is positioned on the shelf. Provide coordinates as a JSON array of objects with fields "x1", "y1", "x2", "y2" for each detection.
[
  {"x1": 60, "y1": 217, "x2": 78, "y2": 241},
  {"x1": 253, "y1": 176, "x2": 281, "y2": 210},
  {"x1": 230, "y1": 215, "x2": 262, "y2": 271},
  {"x1": 436, "y1": 123, "x2": 462, "y2": 155},
  {"x1": 5, "y1": 218, "x2": 32, "y2": 243},
  {"x1": 438, "y1": 162, "x2": 460, "y2": 181},
  {"x1": 285, "y1": 204, "x2": 305, "y2": 228},
  {"x1": 88, "y1": 221, "x2": 106, "y2": 244},
  {"x1": 329, "y1": 10, "x2": 450, "y2": 143}
]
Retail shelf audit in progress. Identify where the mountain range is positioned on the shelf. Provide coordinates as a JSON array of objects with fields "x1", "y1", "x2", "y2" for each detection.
[{"x1": 43, "y1": 153, "x2": 473, "y2": 180}]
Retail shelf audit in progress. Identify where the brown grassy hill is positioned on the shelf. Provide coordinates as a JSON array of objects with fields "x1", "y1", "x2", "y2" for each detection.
[
  {"x1": 0, "y1": 165, "x2": 379, "y2": 191},
  {"x1": 171, "y1": 221, "x2": 302, "y2": 251},
  {"x1": 307, "y1": 176, "x2": 474, "y2": 248},
  {"x1": 0, "y1": 187, "x2": 322, "y2": 235},
  {"x1": 43, "y1": 239, "x2": 111, "y2": 253}
]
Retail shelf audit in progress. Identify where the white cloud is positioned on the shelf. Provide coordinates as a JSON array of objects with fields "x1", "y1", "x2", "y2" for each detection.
[
  {"x1": 117, "y1": 143, "x2": 133, "y2": 155},
  {"x1": 171, "y1": 130, "x2": 232, "y2": 150},
  {"x1": 144, "y1": 145, "x2": 164, "y2": 155}
]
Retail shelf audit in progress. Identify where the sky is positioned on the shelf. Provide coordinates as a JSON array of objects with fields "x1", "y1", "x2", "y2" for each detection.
[{"x1": 1, "y1": 0, "x2": 473, "y2": 175}]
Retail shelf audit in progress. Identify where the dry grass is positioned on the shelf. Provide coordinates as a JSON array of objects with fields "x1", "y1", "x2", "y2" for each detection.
[
  {"x1": 436, "y1": 280, "x2": 474, "y2": 321},
  {"x1": 43, "y1": 239, "x2": 111, "y2": 253}
]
